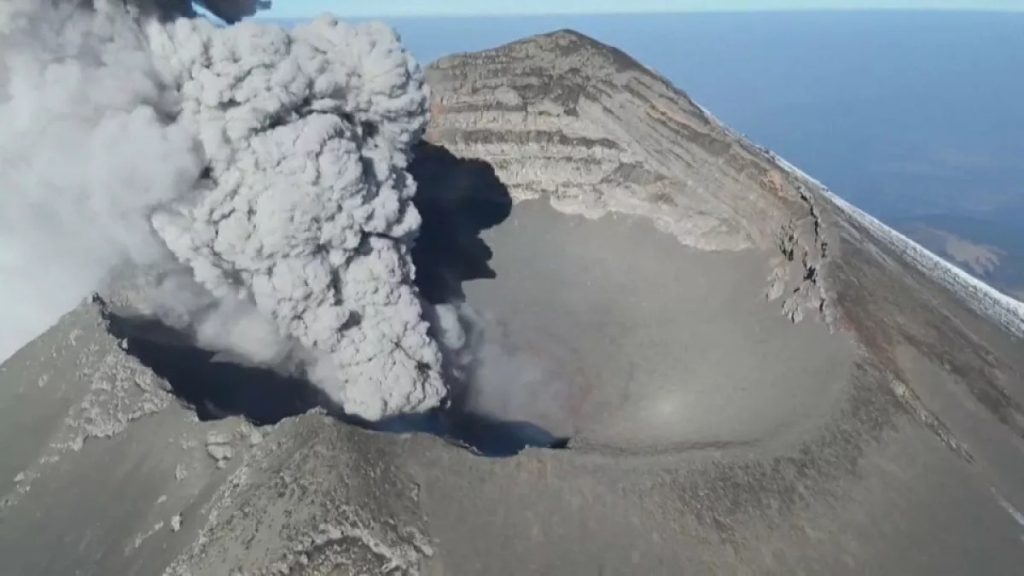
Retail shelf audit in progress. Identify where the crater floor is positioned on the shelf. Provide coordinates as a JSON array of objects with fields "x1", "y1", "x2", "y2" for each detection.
[{"x1": 462, "y1": 200, "x2": 856, "y2": 453}]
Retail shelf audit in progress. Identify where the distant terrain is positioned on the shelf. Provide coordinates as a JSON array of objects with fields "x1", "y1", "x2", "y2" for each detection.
[
  {"x1": 269, "y1": 11, "x2": 1024, "y2": 300},
  {"x1": 898, "y1": 211, "x2": 1024, "y2": 298}
]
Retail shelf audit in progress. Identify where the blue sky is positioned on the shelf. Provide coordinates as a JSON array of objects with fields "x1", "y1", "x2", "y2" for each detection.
[{"x1": 262, "y1": 0, "x2": 1024, "y2": 18}]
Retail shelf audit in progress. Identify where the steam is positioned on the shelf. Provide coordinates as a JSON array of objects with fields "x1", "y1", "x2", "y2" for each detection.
[
  {"x1": 0, "y1": 1, "x2": 446, "y2": 420},
  {"x1": 0, "y1": 0, "x2": 203, "y2": 359},
  {"x1": 445, "y1": 304, "x2": 576, "y2": 443}
]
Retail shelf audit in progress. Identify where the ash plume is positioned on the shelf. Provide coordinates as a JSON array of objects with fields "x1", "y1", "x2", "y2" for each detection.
[
  {"x1": 0, "y1": 1, "x2": 446, "y2": 420},
  {"x1": 0, "y1": 0, "x2": 203, "y2": 361}
]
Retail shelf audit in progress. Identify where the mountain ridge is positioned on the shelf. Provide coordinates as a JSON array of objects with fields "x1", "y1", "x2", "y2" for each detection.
[
  {"x1": 426, "y1": 28, "x2": 837, "y2": 324},
  {"x1": 2, "y1": 28, "x2": 1024, "y2": 575}
]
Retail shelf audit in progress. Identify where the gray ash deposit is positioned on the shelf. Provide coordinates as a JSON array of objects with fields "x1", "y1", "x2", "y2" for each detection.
[{"x1": 2, "y1": 11, "x2": 1024, "y2": 576}]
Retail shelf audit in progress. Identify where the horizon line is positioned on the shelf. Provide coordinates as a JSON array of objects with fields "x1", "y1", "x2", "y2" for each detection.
[{"x1": 257, "y1": 8, "x2": 1024, "y2": 20}]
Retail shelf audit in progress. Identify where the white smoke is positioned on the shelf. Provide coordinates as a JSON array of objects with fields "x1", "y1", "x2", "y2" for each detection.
[
  {"x1": 0, "y1": 0, "x2": 204, "y2": 360},
  {"x1": 0, "y1": 1, "x2": 447, "y2": 421}
]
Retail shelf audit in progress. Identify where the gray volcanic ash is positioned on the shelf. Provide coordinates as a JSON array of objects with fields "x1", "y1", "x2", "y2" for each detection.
[{"x1": 0, "y1": 0, "x2": 445, "y2": 420}]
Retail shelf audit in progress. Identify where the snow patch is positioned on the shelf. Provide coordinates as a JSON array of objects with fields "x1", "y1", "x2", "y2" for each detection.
[{"x1": 772, "y1": 153, "x2": 1024, "y2": 340}]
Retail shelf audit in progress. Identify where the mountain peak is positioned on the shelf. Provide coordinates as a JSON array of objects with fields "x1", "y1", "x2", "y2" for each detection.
[
  {"x1": 519, "y1": 28, "x2": 615, "y2": 53},
  {"x1": 434, "y1": 27, "x2": 658, "y2": 81},
  {"x1": 426, "y1": 30, "x2": 819, "y2": 254},
  {"x1": 533, "y1": 28, "x2": 597, "y2": 43}
]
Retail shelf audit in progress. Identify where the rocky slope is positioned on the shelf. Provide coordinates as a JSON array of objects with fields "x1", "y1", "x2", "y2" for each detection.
[
  {"x1": 426, "y1": 30, "x2": 835, "y2": 324},
  {"x1": 2, "y1": 30, "x2": 1024, "y2": 575}
]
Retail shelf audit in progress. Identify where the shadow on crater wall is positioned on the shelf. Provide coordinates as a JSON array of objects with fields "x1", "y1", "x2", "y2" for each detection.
[
  {"x1": 408, "y1": 142, "x2": 571, "y2": 453},
  {"x1": 409, "y1": 141, "x2": 513, "y2": 305}
]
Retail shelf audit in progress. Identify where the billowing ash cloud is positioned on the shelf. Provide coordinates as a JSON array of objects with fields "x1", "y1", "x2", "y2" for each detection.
[
  {"x1": 127, "y1": 0, "x2": 270, "y2": 23},
  {"x1": 188, "y1": 0, "x2": 271, "y2": 22},
  {"x1": 148, "y1": 17, "x2": 443, "y2": 420},
  {"x1": 0, "y1": 1, "x2": 447, "y2": 421},
  {"x1": 0, "y1": 0, "x2": 204, "y2": 360}
]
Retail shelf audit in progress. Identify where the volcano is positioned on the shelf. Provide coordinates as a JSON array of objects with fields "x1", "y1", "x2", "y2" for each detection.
[{"x1": 2, "y1": 30, "x2": 1023, "y2": 575}]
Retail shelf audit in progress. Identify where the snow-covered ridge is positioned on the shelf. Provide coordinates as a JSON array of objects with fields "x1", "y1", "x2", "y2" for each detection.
[
  {"x1": 776, "y1": 155, "x2": 1024, "y2": 341},
  {"x1": 693, "y1": 101, "x2": 1024, "y2": 340}
]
